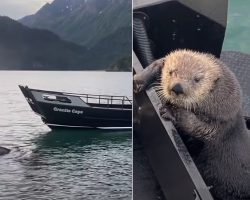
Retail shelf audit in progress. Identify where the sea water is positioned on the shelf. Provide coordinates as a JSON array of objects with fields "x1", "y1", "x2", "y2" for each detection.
[{"x1": 0, "y1": 71, "x2": 132, "y2": 200}]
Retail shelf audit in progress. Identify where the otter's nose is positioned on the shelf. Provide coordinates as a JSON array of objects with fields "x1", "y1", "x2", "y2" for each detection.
[{"x1": 171, "y1": 83, "x2": 184, "y2": 95}]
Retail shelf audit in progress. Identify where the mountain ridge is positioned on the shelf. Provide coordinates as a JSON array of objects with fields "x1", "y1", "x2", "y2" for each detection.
[
  {"x1": 0, "y1": 16, "x2": 85, "y2": 70},
  {"x1": 20, "y1": 0, "x2": 131, "y2": 47},
  {"x1": 0, "y1": 16, "x2": 130, "y2": 71},
  {"x1": 19, "y1": 0, "x2": 131, "y2": 70}
]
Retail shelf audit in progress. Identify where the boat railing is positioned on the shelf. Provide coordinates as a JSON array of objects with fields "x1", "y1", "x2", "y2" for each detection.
[
  {"x1": 79, "y1": 94, "x2": 132, "y2": 106},
  {"x1": 27, "y1": 87, "x2": 132, "y2": 108}
]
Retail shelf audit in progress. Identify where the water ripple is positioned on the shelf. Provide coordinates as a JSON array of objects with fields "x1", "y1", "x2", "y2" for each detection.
[{"x1": 0, "y1": 71, "x2": 132, "y2": 200}]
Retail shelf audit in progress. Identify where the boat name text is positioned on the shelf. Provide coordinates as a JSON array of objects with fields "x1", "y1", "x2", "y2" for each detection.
[{"x1": 53, "y1": 107, "x2": 83, "y2": 115}]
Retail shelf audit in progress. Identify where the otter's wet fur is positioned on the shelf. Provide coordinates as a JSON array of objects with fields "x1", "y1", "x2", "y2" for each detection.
[{"x1": 134, "y1": 49, "x2": 250, "y2": 200}]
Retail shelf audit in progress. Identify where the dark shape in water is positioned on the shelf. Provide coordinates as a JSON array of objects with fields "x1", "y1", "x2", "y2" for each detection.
[{"x1": 0, "y1": 146, "x2": 10, "y2": 156}]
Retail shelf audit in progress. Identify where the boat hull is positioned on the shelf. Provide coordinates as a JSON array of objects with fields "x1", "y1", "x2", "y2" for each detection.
[
  {"x1": 39, "y1": 102, "x2": 132, "y2": 129},
  {"x1": 19, "y1": 86, "x2": 132, "y2": 129}
]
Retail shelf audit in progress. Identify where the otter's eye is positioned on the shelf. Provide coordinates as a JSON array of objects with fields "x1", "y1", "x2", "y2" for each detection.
[
  {"x1": 194, "y1": 74, "x2": 204, "y2": 83},
  {"x1": 194, "y1": 77, "x2": 200, "y2": 83},
  {"x1": 169, "y1": 70, "x2": 173, "y2": 76},
  {"x1": 194, "y1": 76, "x2": 202, "y2": 83}
]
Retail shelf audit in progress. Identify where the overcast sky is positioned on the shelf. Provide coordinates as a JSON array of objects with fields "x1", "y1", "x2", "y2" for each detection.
[{"x1": 0, "y1": 0, "x2": 54, "y2": 20}]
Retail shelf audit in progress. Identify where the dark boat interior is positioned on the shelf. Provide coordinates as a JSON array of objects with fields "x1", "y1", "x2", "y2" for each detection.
[{"x1": 134, "y1": 1, "x2": 225, "y2": 65}]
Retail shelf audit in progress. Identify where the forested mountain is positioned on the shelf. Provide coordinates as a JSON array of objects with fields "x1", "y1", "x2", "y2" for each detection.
[
  {"x1": 19, "y1": 0, "x2": 132, "y2": 70},
  {"x1": 0, "y1": 16, "x2": 87, "y2": 70}
]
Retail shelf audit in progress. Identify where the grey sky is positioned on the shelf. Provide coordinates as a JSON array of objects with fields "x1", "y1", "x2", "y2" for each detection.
[{"x1": 0, "y1": 0, "x2": 54, "y2": 20}]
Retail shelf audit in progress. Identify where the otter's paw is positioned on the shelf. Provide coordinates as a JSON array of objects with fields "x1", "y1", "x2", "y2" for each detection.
[
  {"x1": 133, "y1": 74, "x2": 147, "y2": 93},
  {"x1": 159, "y1": 106, "x2": 176, "y2": 122}
]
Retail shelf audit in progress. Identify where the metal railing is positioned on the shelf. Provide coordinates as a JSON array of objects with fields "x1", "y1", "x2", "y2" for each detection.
[
  {"x1": 79, "y1": 94, "x2": 132, "y2": 106},
  {"x1": 31, "y1": 87, "x2": 132, "y2": 108}
]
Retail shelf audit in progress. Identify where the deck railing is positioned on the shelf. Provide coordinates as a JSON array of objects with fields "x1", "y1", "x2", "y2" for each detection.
[
  {"x1": 79, "y1": 94, "x2": 132, "y2": 106},
  {"x1": 30, "y1": 87, "x2": 132, "y2": 108}
]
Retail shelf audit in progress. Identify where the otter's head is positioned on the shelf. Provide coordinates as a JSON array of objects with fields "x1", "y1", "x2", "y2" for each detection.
[{"x1": 161, "y1": 49, "x2": 221, "y2": 109}]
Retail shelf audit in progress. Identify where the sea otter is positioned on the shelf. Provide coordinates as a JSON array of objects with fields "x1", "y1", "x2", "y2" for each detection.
[
  {"x1": 134, "y1": 49, "x2": 250, "y2": 200},
  {"x1": 0, "y1": 146, "x2": 10, "y2": 156}
]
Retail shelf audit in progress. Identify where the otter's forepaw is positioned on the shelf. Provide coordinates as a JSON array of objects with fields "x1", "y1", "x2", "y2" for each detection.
[
  {"x1": 159, "y1": 106, "x2": 176, "y2": 122},
  {"x1": 133, "y1": 74, "x2": 147, "y2": 93}
]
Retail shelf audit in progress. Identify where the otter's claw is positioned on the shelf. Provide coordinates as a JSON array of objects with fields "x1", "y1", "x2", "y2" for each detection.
[{"x1": 159, "y1": 106, "x2": 176, "y2": 122}]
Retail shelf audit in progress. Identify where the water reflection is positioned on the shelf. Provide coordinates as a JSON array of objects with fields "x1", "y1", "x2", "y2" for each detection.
[
  {"x1": 34, "y1": 129, "x2": 131, "y2": 148},
  {"x1": 0, "y1": 71, "x2": 132, "y2": 199},
  {"x1": 14, "y1": 129, "x2": 132, "y2": 200}
]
